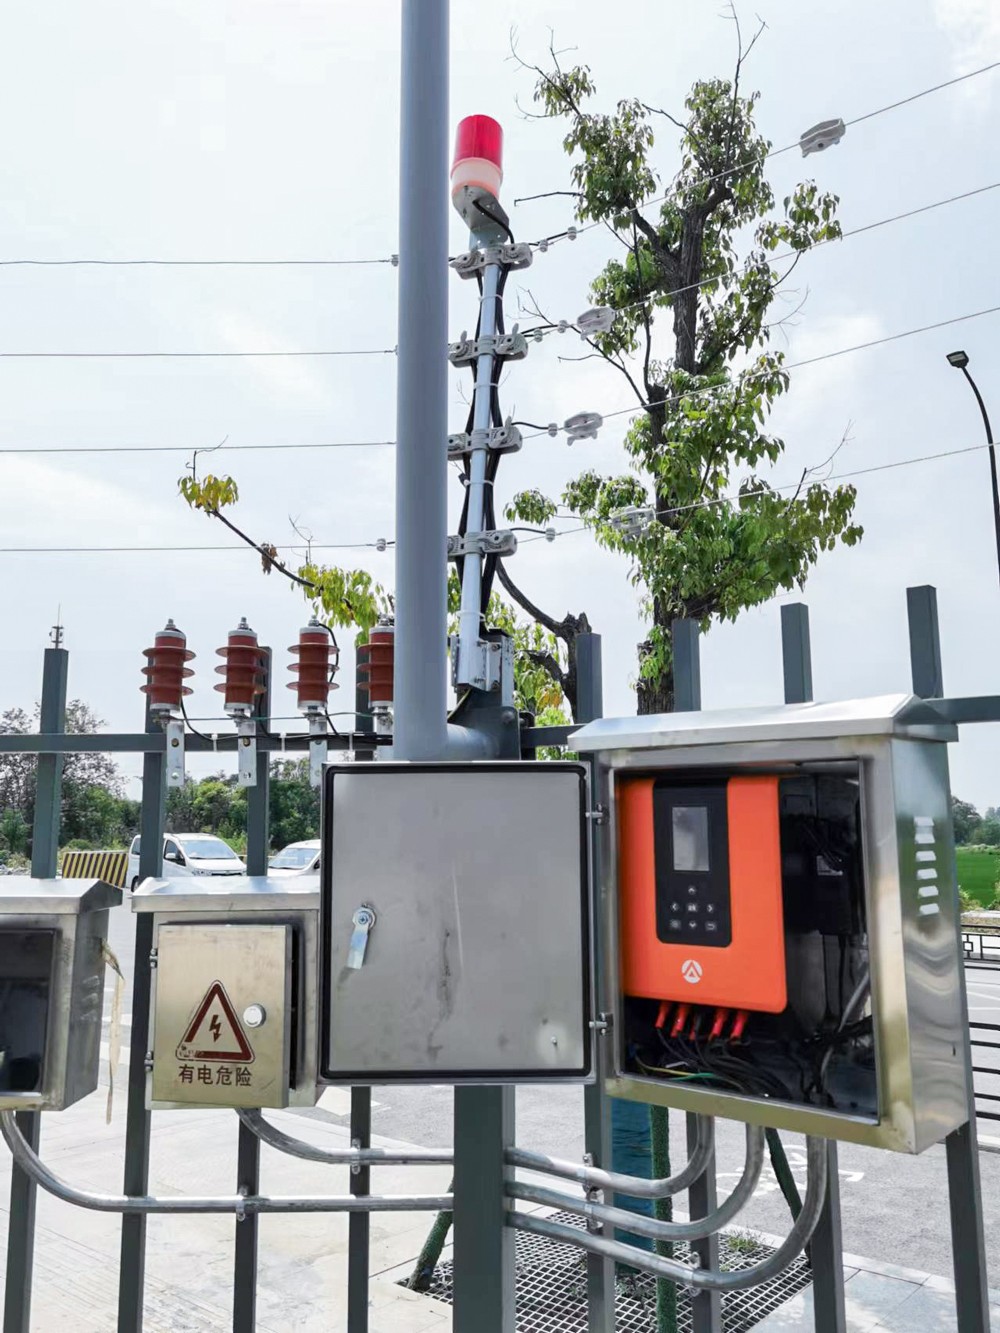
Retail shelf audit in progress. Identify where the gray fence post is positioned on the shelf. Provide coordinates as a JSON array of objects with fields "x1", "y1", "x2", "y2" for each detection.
[
  {"x1": 349, "y1": 665, "x2": 373, "y2": 1333},
  {"x1": 3, "y1": 643, "x2": 67, "y2": 1333},
  {"x1": 118, "y1": 693, "x2": 167, "y2": 1331},
  {"x1": 233, "y1": 649, "x2": 272, "y2": 1333},
  {"x1": 453, "y1": 1085, "x2": 515, "y2": 1333},
  {"x1": 780, "y1": 604, "x2": 847, "y2": 1333},
  {"x1": 576, "y1": 635, "x2": 615, "y2": 1333},
  {"x1": 906, "y1": 585, "x2": 991, "y2": 1333}
]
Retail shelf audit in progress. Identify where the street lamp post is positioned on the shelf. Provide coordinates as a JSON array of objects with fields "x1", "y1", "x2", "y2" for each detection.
[{"x1": 946, "y1": 350, "x2": 1000, "y2": 589}]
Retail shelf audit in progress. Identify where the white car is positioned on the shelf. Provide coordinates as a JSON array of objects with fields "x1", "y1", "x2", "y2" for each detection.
[
  {"x1": 267, "y1": 839, "x2": 321, "y2": 877},
  {"x1": 126, "y1": 833, "x2": 247, "y2": 891}
]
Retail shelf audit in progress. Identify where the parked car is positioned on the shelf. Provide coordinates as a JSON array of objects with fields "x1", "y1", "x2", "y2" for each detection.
[
  {"x1": 267, "y1": 839, "x2": 321, "y2": 877},
  {"x1": 126, "y1": 833, "x2": 246, "y2": 891}
]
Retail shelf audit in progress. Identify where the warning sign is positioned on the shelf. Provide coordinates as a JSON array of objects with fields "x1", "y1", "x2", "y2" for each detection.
[{"x1": 176, "y1": 980, "x2": 255, "y2": 1064}]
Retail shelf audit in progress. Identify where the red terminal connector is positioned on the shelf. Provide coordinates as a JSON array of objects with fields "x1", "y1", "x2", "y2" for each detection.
[
  {"x1": 731, "y1": 1010, "x2": 750, "y2": 1042},
  {"x1": 710, "y1": 1008, "x2": 728, "y2": 1041},
  {"x1": 688, "y1": 1011, "x2": 704, "y2": 1041},
  {"x1": 289, "y1": 618, "x2": 338, "y2": 712},
  {"x1": 358, "y1": 620, "x2": 394, "y2": 709},
  {"x1": 141, "y1": 619, "x2": 194, "y2": 712},
  {"x1": 655, "y1": 1001, "x2": 672, "y2": 1031},
  {"x1": 215, "y1": 617, "x2": 265, "y2": 714},
  {"x1": 670, "y1": 1004, "x2": 690, "y2": 1039}
]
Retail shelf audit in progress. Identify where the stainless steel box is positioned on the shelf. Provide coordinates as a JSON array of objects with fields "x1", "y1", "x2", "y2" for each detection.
[
  {"x1": 133, "y1": 876, "x2": 320, "y2": 1109},
  {"x1": 321, "y1": 762, "x2": 592, "y2": 1082},
  {"x1": 574, "y1": 695, "x2": 968, "y2": 1153},
  {"x1": 0, "y1": 877, "x2": 121, "y2": 1112}
]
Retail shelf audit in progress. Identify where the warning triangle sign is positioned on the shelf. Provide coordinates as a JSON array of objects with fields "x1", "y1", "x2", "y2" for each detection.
[{"x1": 176, "y1": 980, "x2": 255, "y2": 1063}]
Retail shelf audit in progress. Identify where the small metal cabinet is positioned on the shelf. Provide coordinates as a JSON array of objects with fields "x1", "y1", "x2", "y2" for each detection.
[
  {"x1": 575, "y1": 694, "x2": 969, "y2": 1153},
  {"x1": 0, "y1": 877, "x2": 121, "y2": 1112},
  {"x1": 132, "y1": 876, "x2": 320, "y2": 1110}
]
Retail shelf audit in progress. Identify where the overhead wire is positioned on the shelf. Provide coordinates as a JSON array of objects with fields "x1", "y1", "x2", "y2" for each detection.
[
  {"x1": 524, "y1": 58, "x2": 1000, "y2": 250},
  {"x1": 0, "y1": 439, "x2": 395, "y2": 456},
  {"x1": 0, "y1": 347, "x2": 396, "y2": 360}
]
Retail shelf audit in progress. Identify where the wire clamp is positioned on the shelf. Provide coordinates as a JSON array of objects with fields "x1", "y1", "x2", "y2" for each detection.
[
  {"x1": 447, "y1": 530, "x2": 518, "y2": 559},
  {"x1": 449, "y1": 242, "x2": 533, "y2": 279},
  {"x1": 448, "y1": 327, "x2": 528, "y2": 368},
  {"x1": 447, "y1": 423, "x2": 523, "y2": 459}
]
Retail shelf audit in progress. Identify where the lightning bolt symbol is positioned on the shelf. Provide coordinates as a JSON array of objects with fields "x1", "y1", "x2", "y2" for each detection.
[{"x1": 209, "y1": 1014, "x2": 222, "y2": 1043}]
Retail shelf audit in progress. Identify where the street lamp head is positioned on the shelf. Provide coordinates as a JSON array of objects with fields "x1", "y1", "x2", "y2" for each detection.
[{"x1": 947, "y1": 350, "x2": 970, "y2": 369}]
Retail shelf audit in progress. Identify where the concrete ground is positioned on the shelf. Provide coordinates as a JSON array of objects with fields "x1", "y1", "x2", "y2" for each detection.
[{"x1": 0, "y1": 906, "x2": 994, "y2": 1329}]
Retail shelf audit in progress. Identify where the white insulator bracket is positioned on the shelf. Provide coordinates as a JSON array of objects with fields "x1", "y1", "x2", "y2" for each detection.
[
  {"x1": 448, "y1": 326, "x2": 529, "y2": 368},
  {"x1": 564, "y1": 411, "x2": 603, "y2": 443},
  {"x1": 447, "y1": 530, "x2": 518, "y2": 560},
  {"x1": 610, "y1": 505, "x2": 655, "y2": 538},
  {"x1": 449, "y1": 242, "x2": 534, "y2": 279},
  {"x1": 447, "y1": 422, "x2": 523, "y2": 460}
]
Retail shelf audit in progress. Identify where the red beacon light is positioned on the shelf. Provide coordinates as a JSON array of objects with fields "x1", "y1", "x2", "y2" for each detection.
[{"x1": 451, "y1": 114, "x2": 504, "y2": 230}]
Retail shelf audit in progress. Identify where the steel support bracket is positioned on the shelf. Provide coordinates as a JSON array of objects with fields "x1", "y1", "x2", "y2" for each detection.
[
  {"x1": 447, "y1": 423, "x2": 523, "y2": 460},
  {"x1": 449, "y1": 633, "x2": 513, "y2": 695},
  {"x1": 164, "y1": 717, "x2": 186, "y2": 788},
  {"x1": 307, "y1": 713, "x2": 326, "y2": 789},
  {"x1": 449, "y1": 242, "x2": 533, "y2": 279},
  {"x1": 447, "y1": 530, "x2": 518, "y2": 559},
  {"x1": 236, "y1": 715, "x2": 257, "y2": 788}
]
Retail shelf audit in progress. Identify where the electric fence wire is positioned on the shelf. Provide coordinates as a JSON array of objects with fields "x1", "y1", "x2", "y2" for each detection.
[
  {"x1": 1, "y1": 438, "x2": 993, "y2": 555},
  {"x1": 523, "y1": 59, "x2": 1000, "y2": 251},
  {"x1": 2, "y1": 59, "x2": 995, "y2": 270}
]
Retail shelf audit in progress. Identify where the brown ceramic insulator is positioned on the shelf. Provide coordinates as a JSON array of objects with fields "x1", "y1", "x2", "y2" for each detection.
[
  {"x1": 288, "y1": 621, "x2": 336, "y2": 711},
  {"x1": 214, "y1": 618, "x2": 266, "y2": 711},
  {"x1": 355, "y1": 644, "x2": 371, "y2": 710},
  {"x1": 358, "y1": 622, "x2": 394, "y2": 707},
  {"x1": 140, "y1": 620, "x2": 194, "y2": 710}
]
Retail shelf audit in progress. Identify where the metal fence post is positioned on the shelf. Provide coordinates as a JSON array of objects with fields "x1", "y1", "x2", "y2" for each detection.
[
  {"x1": 780, "y1": 604, "x2": 847, "y2": 1333},
  {"x1": 349, "y1": 666, "x2": 373, "y2": 1333},
  {"x1": 577, "y1": 636, "x2": 615, "y2": 1333},
  {"x1": 233, "y1": 649, "x2": 272, "y2": 1333},
  {"x1": 118, "y1": 695, "x2": 167, "y2": 1332},
  {"x1": 3, "y1": 643, "x2": 67, "y2": 1333},
  {"x1": 906, "y1": 585, "x2": 991, "y2": 1333},
  {"x1": 670, "y1": 620, "x2": 718, "y2": 1333},
  {"x1": 453, "y1": 1085, "x2": 516, "y2": 1333}
]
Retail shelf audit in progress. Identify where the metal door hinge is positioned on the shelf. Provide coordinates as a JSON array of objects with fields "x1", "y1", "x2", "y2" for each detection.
[
  {"x1": 148, "y1": 949, "x2": 158, "y2": 969},
  {"x1": 585, "y1": 805, "x2": 607, "y2": 825}
]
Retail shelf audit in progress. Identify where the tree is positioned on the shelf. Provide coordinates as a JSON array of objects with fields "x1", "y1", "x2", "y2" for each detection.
[
  {"x1": 952, "y1": 797, "x2": 982, "y2": 845},
  {"x1": 977, "y1": 817, "x2": 1000, "y2": 848},
  {"x1": 505, "y1": 29, "x2": 862, "y2": 714}
]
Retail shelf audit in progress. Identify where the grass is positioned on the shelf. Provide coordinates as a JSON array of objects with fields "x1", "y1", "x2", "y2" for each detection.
[{"x1": 956, "y1": 846, "x2": 1000, "y2": 908}]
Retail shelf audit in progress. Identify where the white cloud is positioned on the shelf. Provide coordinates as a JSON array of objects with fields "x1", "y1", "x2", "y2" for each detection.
[{"x1": 932, "y1": 0, "x2": 1000, "y2": 82}]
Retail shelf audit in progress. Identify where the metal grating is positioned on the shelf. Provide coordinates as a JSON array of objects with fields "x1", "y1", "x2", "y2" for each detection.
[{"x1": 408, "y1": 1212, "x2": 812, "y2": 1331}]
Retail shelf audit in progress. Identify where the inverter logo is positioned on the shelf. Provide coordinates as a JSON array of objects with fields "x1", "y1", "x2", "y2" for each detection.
[{"x1": 681, "y1": 959, "x2": 703, "y2": 984}]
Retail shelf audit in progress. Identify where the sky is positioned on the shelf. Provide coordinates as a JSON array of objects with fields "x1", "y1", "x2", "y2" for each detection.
[{"x1": 0, "y1": 0, "x2": 998, "y2": 807}]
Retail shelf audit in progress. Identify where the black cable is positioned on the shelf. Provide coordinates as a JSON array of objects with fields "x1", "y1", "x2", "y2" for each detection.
[
  {"x1": 179, "y1": 694, "x2": 214, "y2": 744},
  {"x1": 472, "y1": 198, "x2": 514, "y2": 244}
]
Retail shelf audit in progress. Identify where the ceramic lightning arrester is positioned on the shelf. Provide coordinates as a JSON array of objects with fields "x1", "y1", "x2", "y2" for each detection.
[
  {"x1": 215, "y1": 617, "x2": 266, "y2": 788},
  {"x1": 289, "y1": 618, "x2": 338, "y2": 788},
  {"x1": 140, "y1": 619, "x2": 194, "y2": 788}
]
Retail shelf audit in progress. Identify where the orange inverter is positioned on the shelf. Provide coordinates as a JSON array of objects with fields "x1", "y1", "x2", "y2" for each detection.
[{"x1": 617, "y1": 774, "x2": 787, "y2": 1013}]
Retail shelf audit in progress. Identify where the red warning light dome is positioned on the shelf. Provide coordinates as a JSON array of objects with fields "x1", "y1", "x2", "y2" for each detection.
[{"x1": 451, "y1": 115, "x2": 504, "y2": 217}]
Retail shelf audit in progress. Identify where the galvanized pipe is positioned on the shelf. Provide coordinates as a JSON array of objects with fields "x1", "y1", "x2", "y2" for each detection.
[
  {"x1": 0, "y1": 1112, "x2": 451, "y2": 1216},
  {"x1": 505, "y1": 1111, "x2": 714, "y2": 1200},
  {"x1": 510, "y1": 1135, "x2": 828, "y2": 1293},
  {"x1": 507, "y1": 1123, "x2": 764, "y2": 1243},
  {"x1": 236, "y1": 1109, "x2": 452, "y2": 1166}
]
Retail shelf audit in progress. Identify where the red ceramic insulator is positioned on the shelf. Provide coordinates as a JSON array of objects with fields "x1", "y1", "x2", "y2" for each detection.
[
  {"x1": 358, "y1": 621, "x2": 394, "y2": 708},
  {"x1": 214, "y1": 617, "x2": 265, "y2": 712},
  {"x1": 355, "y1": 644, "x2": 370, "y2": 711},
  {"x1": 140, "y1": 620, "x2": 194, "y2": 711},
  {"x1": 289, "y1": 619, "x2": 338, "y2": 711}
]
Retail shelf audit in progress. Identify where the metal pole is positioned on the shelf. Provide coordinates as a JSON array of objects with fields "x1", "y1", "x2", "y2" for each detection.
[
  {"x1": 671, "y1": 619, "x2": 701, "y2": 713},
  {"x1": 958, "y1": 366, "x2": 1000, "y2": 589},
  {"x1": 392, "y1": 0, "x2": 450, "y2": 761},
  {"x1": 577, "y1": 636, "x2": 614, "y2": 1333},
  {"x1": 233, "y1": 650, "x2": 271, "y2": 1333},
  {"x1": 348, "y1": 667, "x2": 373, "y2": 1333},
  {"x1": 453, "y1": 1086, "x2": 515, "y2": 1333},
  {"x1": 779, "y1": 605, "x2": 846, "y2": 1333},
  {"x1": 906, "y1": 584, "x2": 991, "y2": 1333},
  {"x1": 3, "y1": 644, "x2": 67, "y2": 1333},
  {"x1": 118, "y1": 695, "x2": 167, "y2": 1333}
]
